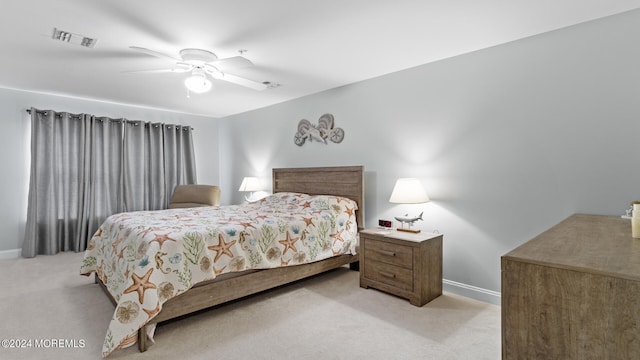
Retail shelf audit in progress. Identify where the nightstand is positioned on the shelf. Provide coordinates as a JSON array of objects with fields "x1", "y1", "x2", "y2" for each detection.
[{"x1": 359, "y1": 228, "x2": 443, "y2": 306}]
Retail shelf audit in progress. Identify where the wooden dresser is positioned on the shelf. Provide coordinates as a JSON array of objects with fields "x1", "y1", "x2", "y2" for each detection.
[
  {"x1": 359, "y1": 228, "x2": 442, "y2": 306},
  {"x1": 501, "y1": 214, "x2": 640, "y2": 359}
]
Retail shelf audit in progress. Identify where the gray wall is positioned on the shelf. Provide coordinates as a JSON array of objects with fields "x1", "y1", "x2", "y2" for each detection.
[
  {"x1": 219, "y1": 10, "x2": 640, "y2": 302},
  {"x1": 0, "y1": 88, "x2": 221, "y2": 254}
]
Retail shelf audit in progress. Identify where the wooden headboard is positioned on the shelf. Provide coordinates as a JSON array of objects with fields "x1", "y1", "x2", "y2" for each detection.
[{"x1": 272, "y1": 166, "x2": 364, "y2": 229}]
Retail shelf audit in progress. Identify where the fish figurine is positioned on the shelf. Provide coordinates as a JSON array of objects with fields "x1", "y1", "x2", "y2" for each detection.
[{"x1": 394, "y1": 212, "x2": 423, "y2": 225}]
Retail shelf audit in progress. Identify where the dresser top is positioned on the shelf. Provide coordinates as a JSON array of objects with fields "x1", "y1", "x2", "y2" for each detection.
[{"x1": 503, "y1": 214, "x2": 640, "y2": 281}]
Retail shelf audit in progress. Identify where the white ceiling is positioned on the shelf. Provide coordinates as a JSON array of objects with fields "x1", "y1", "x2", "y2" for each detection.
[{"x1": 1, "y1": 1, "x2": 639, "y2": 118}]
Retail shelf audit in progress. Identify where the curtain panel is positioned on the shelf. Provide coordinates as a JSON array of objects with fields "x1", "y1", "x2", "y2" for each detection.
[{"x1": 22, "y1": 108, "x2": 197, "y2": 258}]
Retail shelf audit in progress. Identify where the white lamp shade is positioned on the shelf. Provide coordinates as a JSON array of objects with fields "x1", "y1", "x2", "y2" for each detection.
[
  {"x1": 389, "y1": 178, "x2": 430, "y2": 204},
  {"x1": 184, "y1": 73, "x2": 212, "y2": 93},
  {"x1": 238, "y1": 177, "x2": 262, "y2": 192}
]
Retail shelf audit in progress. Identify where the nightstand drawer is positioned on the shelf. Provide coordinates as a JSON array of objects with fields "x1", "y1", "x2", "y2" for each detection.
[
  {"x1": 364, "y1": 260, "x2": 413, "y2": 291},
  {"x1": 364, "y1": 238, "x2": 413, "y2": 269}
]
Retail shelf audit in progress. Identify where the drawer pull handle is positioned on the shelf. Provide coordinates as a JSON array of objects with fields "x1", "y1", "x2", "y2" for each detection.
[
  {"x1": 379, "y1": 271, "x2": 396, "y2": 279},
  {"x1": 375, "y1": 249, "x2": 396, "y2": 257}
]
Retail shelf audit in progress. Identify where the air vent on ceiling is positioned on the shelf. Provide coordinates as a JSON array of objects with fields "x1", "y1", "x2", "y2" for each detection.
[{"x1": 52, "y1": 28, "x2": 97, "y2": 48}]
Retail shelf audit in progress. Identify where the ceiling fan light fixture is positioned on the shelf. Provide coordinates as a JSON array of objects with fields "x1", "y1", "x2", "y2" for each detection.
[
  {"x1": 129, "y1": 46, "x2": 266, "y2": 92},
  {"x1": 184, "y1": 70, "x2": 212, "y2": 94}
]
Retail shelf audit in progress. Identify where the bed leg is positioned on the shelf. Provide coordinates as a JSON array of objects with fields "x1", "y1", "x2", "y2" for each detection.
[
  {"x1": 138, "y1": 326, "x2": 147, "y2": 352},
  {"x1": 349, "y1": 261, "x2": 359, "y2": 271}
]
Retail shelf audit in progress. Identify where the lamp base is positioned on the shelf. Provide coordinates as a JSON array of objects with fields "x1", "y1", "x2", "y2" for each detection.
[{"x1": 397, "y1": 228, "x2": 421, "y2": 234}]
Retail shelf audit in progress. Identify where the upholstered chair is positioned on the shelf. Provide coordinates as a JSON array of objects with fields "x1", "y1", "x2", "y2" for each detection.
[{"x1": 168, "y1": 184, "x2": 220, "y2": 208}]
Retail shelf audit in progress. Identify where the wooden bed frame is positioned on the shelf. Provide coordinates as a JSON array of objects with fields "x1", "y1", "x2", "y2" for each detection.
[{"x1": 96, "y1": 165, "x2": 364, "y2": 352}]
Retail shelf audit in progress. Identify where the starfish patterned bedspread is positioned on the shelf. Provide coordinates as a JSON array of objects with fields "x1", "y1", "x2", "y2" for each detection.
[{"x1": 80, "y1": 192, "x2": 358, "y2": 358}]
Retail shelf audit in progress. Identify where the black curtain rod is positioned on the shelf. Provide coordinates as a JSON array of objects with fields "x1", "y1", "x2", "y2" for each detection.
[
  {"x1": 26, "y1": 109, "x2": 47, "y2": 115},
  {"x1": 25, "y1": 109, "x2": 194, "y2": 130}
]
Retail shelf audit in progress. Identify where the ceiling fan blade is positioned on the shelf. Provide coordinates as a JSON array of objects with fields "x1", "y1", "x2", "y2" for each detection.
[
  {"x1": 203, "y1": 63, "x2": 221, "y2": 76},
  {"x1": 211, "y1": 56, "x2": 253, "y2": 72},
  {"x1": 124, "y1": 68, "x2": 190, "y2": 74},
  {"x1": 218, "y1": 73, "x2": 268, "y2": 91},
  {"x1": 129, "y1": 46, "x2": 180, "y2": 62}
]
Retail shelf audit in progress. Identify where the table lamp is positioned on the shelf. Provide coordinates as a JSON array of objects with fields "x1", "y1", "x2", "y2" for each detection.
[
  {"x1": 389, "y1": 178, "x2": 430, "y2": 233},
  {"x1": 238, "y1": 177, "x2": 263, "y2": 202}
]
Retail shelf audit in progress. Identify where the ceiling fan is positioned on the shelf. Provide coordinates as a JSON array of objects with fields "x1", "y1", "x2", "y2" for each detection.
[{"x1": 128, "y1": 46, "x2": 269, "y2": 93}]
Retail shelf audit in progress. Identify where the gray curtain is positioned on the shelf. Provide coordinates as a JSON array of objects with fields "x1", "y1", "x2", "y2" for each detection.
[
  {"x1": 123, "y1": 121, "x2": 196, "y2": 210},
  {"x1": 22, "y1": 108, "x2": 197, "y2": 258}
]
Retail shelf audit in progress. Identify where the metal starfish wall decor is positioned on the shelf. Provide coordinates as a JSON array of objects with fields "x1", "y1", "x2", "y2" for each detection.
[{"x1": 294, "y1": 113, "x2": 344, "y2": 146}]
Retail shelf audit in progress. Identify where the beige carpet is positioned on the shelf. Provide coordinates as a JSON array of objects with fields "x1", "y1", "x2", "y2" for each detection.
[{"x1": 0, "y1": 252, "x2": 500, "y2": 359}]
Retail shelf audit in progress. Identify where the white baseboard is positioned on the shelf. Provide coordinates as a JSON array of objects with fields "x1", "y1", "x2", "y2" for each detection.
[
  {"x1": 0, "y1": 248, "x2": 21, "y2": 260},
  {"x1": 443, "y1": 279, "x2": 501, "y2": 306},
  {"x1": 0, "y1": 249, "x2": 500, "y2": 305}
]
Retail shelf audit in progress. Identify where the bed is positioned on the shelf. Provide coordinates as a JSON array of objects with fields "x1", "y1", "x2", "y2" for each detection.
[{"x1": 80, "y1": 166, "x2": 364, "y2": 357}]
